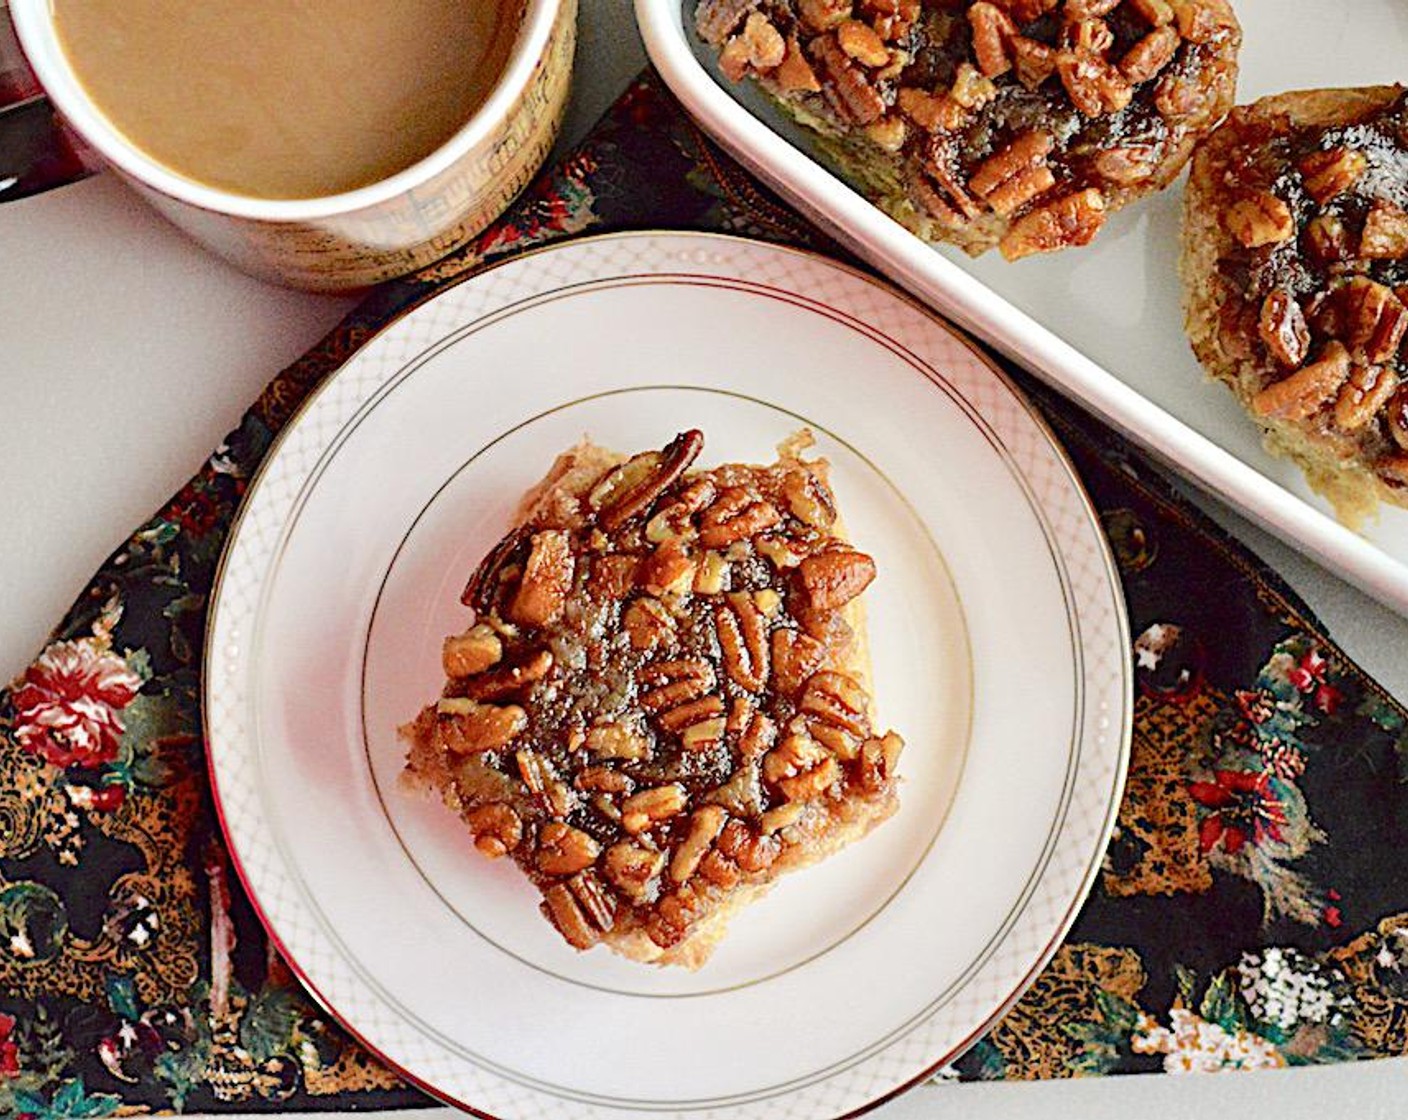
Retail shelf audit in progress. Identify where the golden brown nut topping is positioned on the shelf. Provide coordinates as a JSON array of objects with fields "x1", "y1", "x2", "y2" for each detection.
[
  {"x1": 402, "y1": 431, "x2": 904, "y2": 966},
  {"x1": 697, "y1": 0, "x2": 1241, "y2": 258}
]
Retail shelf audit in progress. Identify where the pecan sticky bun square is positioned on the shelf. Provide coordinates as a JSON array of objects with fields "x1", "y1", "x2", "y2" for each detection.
[
  {"x1": 1181, "y1": 87, "x2": 1408, "y2": 527},
  {"x1": 400, "y1": 431, "x2": 904, "y2": 967},
  {"x1": 697, "y1": 0, "x2": 1240, "y2": 259}
]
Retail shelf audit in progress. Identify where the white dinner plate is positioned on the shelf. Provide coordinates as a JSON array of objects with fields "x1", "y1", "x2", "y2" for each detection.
[{"x1": 204, "y1": 231, "x2": 1131, "y2": 1118}]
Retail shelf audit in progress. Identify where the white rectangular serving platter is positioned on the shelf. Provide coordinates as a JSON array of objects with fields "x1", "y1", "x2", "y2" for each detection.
[{"x1": 637, "y1": 0, "x2": 1408, "y2": 616}]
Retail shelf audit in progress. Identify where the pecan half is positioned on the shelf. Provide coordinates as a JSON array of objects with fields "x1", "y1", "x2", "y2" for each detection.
[
  {"x1": 810, "y1": 34, "x2": 885, "y2": 125},
  {"x1": 460, "y1": 525, "x2": 529, "y2": 611},
  {"x1": 717, "y1": 591, "x2": 771, "y2": 691},
  {"x1": 991, "y1": 0, "x2": 1058, "y2": 23},
  {"x1": 594, "y1": 430, "x2": 705, "y2": 531},
  {"x1": 969, "y1": 131, "x2": 1056, "y2": 216},
  {"x1": 1258, "y1": 291, "x2": 1310, "y2": 369},
  {"x1": 718, "y1": 818, "x2": 780, "y2": 871},
  {"x1": 453, "y1": 649, "x2": 554, "y2": 701},
  {"x1": 658, "y1": 694, "x2": 726, "y2": 733},
  {"x1": 799, "y1": 670, "x2": 872, "y2": 738},
  {"x1": 516, "y1": 748, "x2": 575, "y2": 818},
  {"x1": 1093, "y1": 145, "x2": 1160, "y2": 184},
  {"x1": 782, "y1": 468, "x2": 837, "y2": 528},
  {"x1": 1251, "y1": 341, "x2": 1352, "y2": 421},
  {"x1": 638, "y1": 658, "x2": 716, "y2": 713}
]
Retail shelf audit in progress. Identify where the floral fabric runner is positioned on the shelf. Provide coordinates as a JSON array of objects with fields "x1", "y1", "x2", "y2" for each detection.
[{"x1": 3, "y1": 73, "x2": 1408, "y2": 1117}]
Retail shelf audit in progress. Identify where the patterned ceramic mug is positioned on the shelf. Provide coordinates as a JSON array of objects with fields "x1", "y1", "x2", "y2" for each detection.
[{"x1": 7, "y1": 0, "x2": 576, "y2": 292}]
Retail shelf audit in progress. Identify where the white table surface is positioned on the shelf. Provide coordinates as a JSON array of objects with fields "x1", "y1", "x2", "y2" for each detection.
[{"x1": 2, "y1": 1, "x2": 1407, "y2": 1116}]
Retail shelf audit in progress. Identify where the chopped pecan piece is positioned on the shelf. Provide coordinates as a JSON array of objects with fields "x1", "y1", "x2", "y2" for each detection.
[
  {"x1": 1224, "y1": 192, "x2": 1293, "y2": 249},
  {"x1": 968, "y1": 2, "x2": 1016, "y2": 78},
  {"x1": 695, "y1": 0, "x2": 756, "y2": 44},
  {"x1": 1000, "y1": 188, "x2": 1107, "y2": 260},
  {"x1": 1304, "y1": 213, "x2": 1352, "y2": 263},
  {"x1": 1251, "y1": 341, "x2": 1352, "y2": 421},
  {"x1": 776, "y1": 36, "x2": 823, "y2": 91},
  {"x1": 669, "y1": 806, "x2": 729, "y2": 884},
  {"x1": 537, "y1": 822, "x2": 602, "y2": 876},
  {"x1": 442, "y1": 623, "x2": 503, "y2": 678},
  {"x1": 622, "y1": 784, "x2": 689, "y2": 833},
  {"x1": 991, "y1": 0, "x2": 1058, "y2": 23},
  {"x1": 798, "y1": 0, "x2": 852, "y2": 30},
  {"x1": 1057, "y1": 51, "x2": 1133, "y2": 117},
  {"x1": 1120, "y1": 25, "x2": 1179, "y2": 83},
  {"x1": 1171, "y1": 0, "x2": 1221, "y2": 42},
  {"x1": 1010, "y1": 35, "x2": 1057, "y2": 89},
  {"x1": 1361, "y1": 202, "x2": 1408, "y2": 260},
  {"x1": 1064, "y1": 0, "x2": 1120, "y2": 16},
  {"x1": 603, "y1": 841, "x2": 665, "y2": 901},
  {"x1": 836, "y1": 19, "x2": 889, "y2": 66},
  {"x1": 508, "y1": 530, "x2": 574, "y2": 627},
  {"x1": 865, "y1": 115, "x2": 909, "y2": 152},
  {"x1": 1342, "y1": 278, "x2": 1408, "y2": 365},
  {"x1": 432, "y1": 698, "x2": 527, "y2": 754},
  {"x1": 1063, "y1": 18, "x2": 1113, "y2": 56},
  {"x1": 1298, "y1": 147, "x2": 1368, "y2": 206},
  {"x1": 810, "y1": 34, "x2": 886, "y2": 125},
  {"x1": 857, "y1": 732, "x2": 905, "y2": 793},
  {"x1": 1093, "y1": 145, "x2": 1160, "y2": 183},
  {"x1": 897, "y1": 87, "x2": 968, "y2": 133},
  {"x1": 798, "y1": 549, "x2": 878, "y2": 610},
  {"x1": 763, "y1": 732, "x2": 841, "y2": 802},
  {"x1": 1388, "y1": 388, "x2": 1408, "y2": 452},
  {"x1": 1334, "y1": 365, "x2": 1399, "y2": 433},
  {"x1": 1129, "y1": 0, "x2": 1175, "y2": 24},
  {"x1": 1258, "y1": 291, "x2": 1310, "y2": 369},
  {"x1": 950, "y1": 62, "x2": 999, "y2": 110},
  {"x1": 718, "y1": 818, "x2": 780, "y2": 872},
  {"x1": 742, "y1": 12, "x2": 786, "y2": 69},
  {"x1": 465, "y1": 804, "x2": 522, "y2": 858}
]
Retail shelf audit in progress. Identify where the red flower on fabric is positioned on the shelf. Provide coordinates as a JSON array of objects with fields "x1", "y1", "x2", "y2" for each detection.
[
  {"x1": 1287, "y1": 647, "x2": 1343, "y2": 715},
  {"x1": 1190, "y1": 770, "x2": 1288, "y2": 855},
  {"x1": 0, "y1": 1012, "x2": 19, "y2": 1077},
  {"x1": 12, "y1": 640, "x2": 142, "y2": 768},
  {"x1": 163, "y1": 480, "x2": 223, "y2": 539}
]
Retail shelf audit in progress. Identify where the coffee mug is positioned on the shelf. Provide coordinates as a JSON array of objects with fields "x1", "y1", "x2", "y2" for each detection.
[{"x1": 7, "y1": 0, "x2": 576, "y2": 292}]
